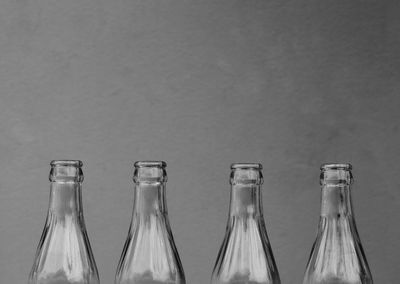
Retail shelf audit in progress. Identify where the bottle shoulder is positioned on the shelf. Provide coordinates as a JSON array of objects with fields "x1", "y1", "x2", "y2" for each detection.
[
  {"x1": 303, "y1": 217, "x2": 373, "y2": 284},
  {"x1": 212, "y1": 217, "x2": 280, "y2": 284},
  {"x1": 29, "y1": 214, "x2": 99, "y2": 284},
  {"x1": 116, "y1": 216, "x2": 185, "y2": 284}
]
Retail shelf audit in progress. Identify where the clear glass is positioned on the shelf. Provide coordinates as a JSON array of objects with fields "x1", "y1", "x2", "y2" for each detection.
[
  {"x1": 302, "y1": 163, "x2": 373, "y2": 284},
  {"x1": 115, "y1": 161, "x2": 185, "y2": 284},
  {"x1": 28, "y1": 160, "x2": 100, "y2": 284},
  {"x1": 211, "y1": 163, "x2": 281, "y2": 284}
]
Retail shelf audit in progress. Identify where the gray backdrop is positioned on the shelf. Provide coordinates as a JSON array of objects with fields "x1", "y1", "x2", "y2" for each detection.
[{"x1": 0, "y1": 0, "x2": 399, "y2": 283}]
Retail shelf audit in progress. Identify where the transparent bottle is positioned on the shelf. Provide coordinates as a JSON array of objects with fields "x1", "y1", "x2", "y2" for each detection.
[
  {"x1": 115, "y1": 161, "x2": 185, "y2": 284},
  {"x1": 302, "y1": 163, "x2": 373, "y2": 284},
  {"x1": 29, "y1": 160, "x2": 100, "y2": 284},
  {"x1": 211, "y1": 163, "x2": 281, "y2": 284}
]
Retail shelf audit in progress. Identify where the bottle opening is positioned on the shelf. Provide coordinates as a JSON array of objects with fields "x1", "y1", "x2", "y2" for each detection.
[
  {"x1": 50, "y1": 160, "x2": 83, "y2": 167},
  {"x1": 133, "y1": 161, "x2": 167, "y2": 183},
  {"x1": 320, "y1": 163, "x2": 352, "y2": 171},
  {"x1": 49, "y1": 160, "x2": 84, "y2": 182},
  {"x1": 134, "y1": 161, "x2": 166, "y2": 168},
  {"x1": 231, "y1": 163, "x2": 262, "y2": 170},
  {"x1": 230, "y1": 163, "x2": 263, "y2": 185},
  {"x1": 320, "y1": 163, "x2": 353, "y2": 186}
]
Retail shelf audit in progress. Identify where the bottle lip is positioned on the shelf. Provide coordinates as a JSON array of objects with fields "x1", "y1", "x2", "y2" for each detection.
[
  {"x1": 51, "y1": 160, "x2": 83, "y2": 168},
  {"x1": 320, "y1": 163, "x2": 353, "y2": 186},
  {"x1": 230, "y1": 163, "x2": 263, "y2": 185},
  {"x1": 231, "y1": 163, "x2": 262, "y2": 170},
  {"x1": 134, "y1": 161, "x2": 166, "y2": 168},
  {"x1": 320, "y1": 163, "x2": 352, "y2": 171},
  {"x1": 49, "y1": 160, "x2": 84, "y2": 182},
  {"x1": 133, "y1": 161, "x2": 167, "y2": 183}
]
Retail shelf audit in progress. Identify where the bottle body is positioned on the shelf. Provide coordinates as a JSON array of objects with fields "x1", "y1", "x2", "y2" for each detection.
[
  {"x1": 211, "y1": 164, "x2": 280, "y2": 284},
  {"x1": 115, "y1": 161, "x2": 185, "y2": 284},
  {"x1": 29, "y1": 160, "x2": 99, "y2": 284},
  {"x1": 303, "y1": 164, "x2": 372, "y2": 284}
]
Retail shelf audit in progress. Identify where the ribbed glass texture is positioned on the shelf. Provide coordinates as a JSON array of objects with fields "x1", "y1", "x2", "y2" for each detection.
[
  {"x1": 115, "y1": 161, "x2": 185, "y2": 284},
  {"x1": 211, "y1": 163, "x2": 281, "y2": 284},
  {"x1": 28, "y1": 160, "x2": 100, "y2": 284},
  {"x1": 302, "y1": 164, "x2": 373, "y2": 284}
]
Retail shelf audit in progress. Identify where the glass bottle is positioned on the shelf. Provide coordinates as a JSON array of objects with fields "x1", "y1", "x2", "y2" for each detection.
[
  {"x1": 302, "y1": 163, "x2": 373, "y2": 284},
  {"x1": 211, "y1": 163, "x2": 281, "y2": 284},
  {"x1": 29, "y1": 160, "x2": 100, "y2": 284},
  {"x1": 115, "y1": 161, "x2": 185, "y2": 284}
]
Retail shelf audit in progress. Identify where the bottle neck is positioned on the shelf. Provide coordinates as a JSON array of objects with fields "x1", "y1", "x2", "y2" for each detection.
[
  {"x1": 229, "y1": 184, "x2": 262, "y2": 218},
  {"x1": 133, "y1": 182, "x2": 167, "y2": 217},
  {"x1": 320, "y1": 184, "x2": 353, "y2": 218},
  {"x1": 48, "y1": 181, "x2": 82, "y2": 218}
]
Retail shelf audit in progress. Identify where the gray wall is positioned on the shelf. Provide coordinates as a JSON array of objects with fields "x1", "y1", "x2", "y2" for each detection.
[{"x1": 0, "y1": 0, "x2": 399, "y2": 283}]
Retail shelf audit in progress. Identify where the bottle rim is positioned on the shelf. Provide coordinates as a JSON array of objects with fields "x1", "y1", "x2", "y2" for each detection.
[
  {"x1": 231, "y1": 163, "x2": 262, "y2": 170},
  {"x1": 50, "y1": 160, "x2": 83, "y2": 168},
  {"x1": 49, "y1": 160, "x2": 84, "y2": 182},
  {"x1": 134, "y1": 161, "x2": 166, "y2": 168},
  {"x1": 320, "y1": 163, "x2": 352, "y2": 171}
]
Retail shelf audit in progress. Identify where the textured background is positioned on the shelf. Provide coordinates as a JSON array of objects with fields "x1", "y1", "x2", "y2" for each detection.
[{"x1": 0, "y1": 0, "x2": 399, "y2": 283}]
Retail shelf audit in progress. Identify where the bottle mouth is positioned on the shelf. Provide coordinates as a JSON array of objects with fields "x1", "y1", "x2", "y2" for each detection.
[
  {"x1": 320, "y1": 163, "x2": 353, "y2": 186},
  {"x1": 51, "y1": 160, "x2": 83, "y2": 167},
  {"x1": 230, "y1": 163, "x2": 263, "y2": 185},
  {"x1": 49, "y1": 160, "x2": 84, "y2": 182},
  {"x1": 231, "y1": 163, "x2": 262, "y2": 170},
  {"x1": 133, "y1": 161, "x2": 167, "y2": 183},
  {"x1": 320, "y1": 163, "x2": 352, "y2": 171},
  {"x1": 134, "y1": 161, "x2": 166, "y2": 168}
]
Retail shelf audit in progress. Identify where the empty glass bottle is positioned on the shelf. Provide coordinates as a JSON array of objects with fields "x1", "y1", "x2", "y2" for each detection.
[
  {"x1": 29, "y1": 160, "x2": 100, "y2": 284},
  {"x1": 302, "y1": 163, "x2": 373, "y2": 284},
  {"x1": 211, "y1": 163, "x2": 281, "y2": 284},
  {"x1": 115, "y1": 161, "x2": 185, "y2": 284}
]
